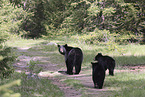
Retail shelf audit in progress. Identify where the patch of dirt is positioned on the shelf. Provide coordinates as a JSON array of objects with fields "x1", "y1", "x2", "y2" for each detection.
[
  {"x1": 48, "y1": 77, "x2": 81, "y2": 97},
  {"x1": 121, "y1": 65, "x2": 145, "y2": 71}
]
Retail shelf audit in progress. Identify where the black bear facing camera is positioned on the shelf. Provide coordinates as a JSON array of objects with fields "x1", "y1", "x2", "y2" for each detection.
[
  {"x1": 57, "y1": 44, "x2": 66, "y2": 55},
  {"x1": 57, "y1": 44, "x2": 83, "y2": 75},
  {"x1": 91, "y1": 62, "x2": 105, "y2": 89},
  {"x1": 94, "y1": 53, "x2": 115, "y2": 76}
]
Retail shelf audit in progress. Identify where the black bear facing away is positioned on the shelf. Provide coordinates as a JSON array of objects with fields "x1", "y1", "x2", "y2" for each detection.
[
  {"x1": 94, "y1": 53, "x2": 115, "y2": 76},
  {"x1": 91, "y1": 62, "x2": 105, "y2": 89},
  {"x1": 57, "y1": 44, "x2": 83, "y2": 75}
]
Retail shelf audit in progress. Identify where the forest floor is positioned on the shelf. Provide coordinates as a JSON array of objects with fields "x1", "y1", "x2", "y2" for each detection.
[{"x1": 12, "y1": 44, "x2": 145, "y2": 97}]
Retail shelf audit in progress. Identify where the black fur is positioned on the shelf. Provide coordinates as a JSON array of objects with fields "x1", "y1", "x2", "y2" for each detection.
[
  {"x1": 91, "y1": 62, "x2": 105, "y2": 89},
  {"x1": 94, "y1": 53, "x2": 115, "y2": 76},
  {"x1": 58, "y1": 44, "x2": 83, "y2": 75}
]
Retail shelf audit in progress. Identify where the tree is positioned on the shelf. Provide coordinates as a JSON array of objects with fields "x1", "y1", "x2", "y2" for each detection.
[
  {"x1": 59, "y1": 0, "x2": 90, "y2": 35},
  {"x1": 0, "y1": 0, "x2": 28, "y2": 78},
  {"x1": 8, "y1": 0, "x2": 145, "y2": 43},
  {"x1": 87, "y1": 0, "x2": 145, "y2": 43}
]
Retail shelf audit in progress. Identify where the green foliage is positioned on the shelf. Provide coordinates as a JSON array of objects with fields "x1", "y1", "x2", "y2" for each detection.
[
  {"x1": 27, "y1": 60, "x2": 42, "y2": 75},
  {"x1": 0, "y1": 0, "x2": 22, "y2": 78},
  {"x1": 1, "y1": 0, "x2": 144, "y2": 45},
  {"x1": 7, "y1": 0, "x2": 145, "y2": 44},
  {"x1": 88, "y1": 0, "x2": 116, "y2": 16},
  {"x1": 59, "y1": 17, "x2": 77, "y2": 35},
  {"x1": 0, "y1": 79, "x2": 21, "y2": 97},
  {"x1": 76, "y1": 29, "x2": 118, "y2": 46},
  {"x1": 86, "y1": 0, "x2": 145, "y2": 44},
  {"x1": 115, "y1": 30, "x2": 142, "y2": 44},
  {"x1": 0, "y1": 0, "x2": 31, "y2": 36},
  {"x1": 43, "y1": 24, "x2": 57, "y2": 38},
  {"x1": 0, "y1": 47, "x2": 15, "y2": 78}
]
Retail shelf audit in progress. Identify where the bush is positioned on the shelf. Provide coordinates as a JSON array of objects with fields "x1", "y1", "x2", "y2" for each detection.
[
  {"x1": 27, "y1": 60, "x2": 42, "y2": 76},
  {"x1": 77, "y1": 28, "x2": 115, "y2": 44},
  {"x1": 71, "y1": 29, "x2": 124, "y2": 53},
  {"x1": 0, "y1": 47, "x2": 15, "y2": 78},
  {"x1": 114, "y1": 30, "x2": 142, "y2": 44}
]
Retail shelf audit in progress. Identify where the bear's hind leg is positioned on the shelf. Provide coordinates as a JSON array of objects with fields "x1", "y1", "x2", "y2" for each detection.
[
  {"x1": 66, "y1": 61, "x2": 73, "y2": 75},
  {"x1": 74, "y1": 58, "x2": 82, "y2": 74},
  {"x1": 74, "y1": 64, "x2": 81, "y2": 74},
  {"x1": 109, "y1": 69, "x2": 114, "y2": 76}
]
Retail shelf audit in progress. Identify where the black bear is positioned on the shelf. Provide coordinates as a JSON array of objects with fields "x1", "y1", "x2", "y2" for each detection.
[
  {"x1": 91, "y1": 62, "x2": 105, "y2": 89},
  {"x1": 94, "y1": 53, "x2": 115, "y2": 76},
  {"x1": 57, "y1": 44, "x2": 83, "y2": 75}
]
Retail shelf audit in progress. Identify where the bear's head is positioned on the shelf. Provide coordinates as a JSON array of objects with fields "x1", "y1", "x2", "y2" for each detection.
[
  {"x1": 57, "y1": 44, "x2": 67, "y2": 55},
  {"x1": 94, "y1": 53, "x2": 103, "y2": 61}
]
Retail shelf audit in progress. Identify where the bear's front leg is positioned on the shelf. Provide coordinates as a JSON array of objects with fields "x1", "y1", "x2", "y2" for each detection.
[{"x1": 94, "y1": 83, "x2": 102, "y2": 89}]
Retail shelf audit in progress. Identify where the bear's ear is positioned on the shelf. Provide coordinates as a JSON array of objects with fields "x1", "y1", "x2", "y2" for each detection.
[
  {"x1": 64, "y1": 44, "x2": 67, "y2": 47},
  {"x1": 57, "y1": 44, "x2": 60, "y2": 47},
  {"x1": 91, "y1": 62, "x2": 94, "y2": 65},
  {"x1": 98, "y1": 53, "x2": 102, "y2": 56}
]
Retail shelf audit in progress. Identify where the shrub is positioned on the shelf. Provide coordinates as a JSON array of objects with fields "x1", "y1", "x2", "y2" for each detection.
[
  {"x1": 27, "y1": 60, "x2": 42, "y2": 76},
  {"x1": 0, "y1": 47, "x2": 15, "y2": 78},
  {"x1": 77, "y1": 28, "x2": 115, "y2": 44}
]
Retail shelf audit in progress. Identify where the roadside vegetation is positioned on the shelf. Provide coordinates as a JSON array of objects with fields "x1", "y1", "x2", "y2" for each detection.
[{"x1": 2, "y1": 37, "x2": 145, "y2": 97}]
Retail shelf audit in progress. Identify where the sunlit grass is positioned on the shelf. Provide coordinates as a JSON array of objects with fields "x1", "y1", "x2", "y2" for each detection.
[
  {"x1": 6, "y1": 37, "x2": 45, "y2": 48},
  {"x1": 105, "y1": 72, "x2": 145, "y2": 97},
  {"x1": 63, "y1": 79, "x2": 84, "y2": 90}
]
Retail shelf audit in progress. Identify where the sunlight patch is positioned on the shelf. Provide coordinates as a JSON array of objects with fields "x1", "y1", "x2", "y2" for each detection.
[{"x1": 38, "y1": 71, "x2": 60, "y2": 77}]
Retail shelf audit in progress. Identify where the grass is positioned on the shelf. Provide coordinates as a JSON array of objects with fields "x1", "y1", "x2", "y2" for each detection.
[
  {"x1": 6, "y1": 37, "x2": 46, "y2": 48},
  {"x1": 105, "y1": 72, "x2": 145, "y2": 97},
  {"x1": 0, "y1": 72, "x2": 64, "y2": 97},
  {"x1": 3, "y1": 36, "x2": 145, "y2": 97},
  {"x1": 63, "y1": 79, "x2": 84, "y2": 90},
  {"x1": 49, "y1": 37, "x2": 145, "y2": 96}
]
